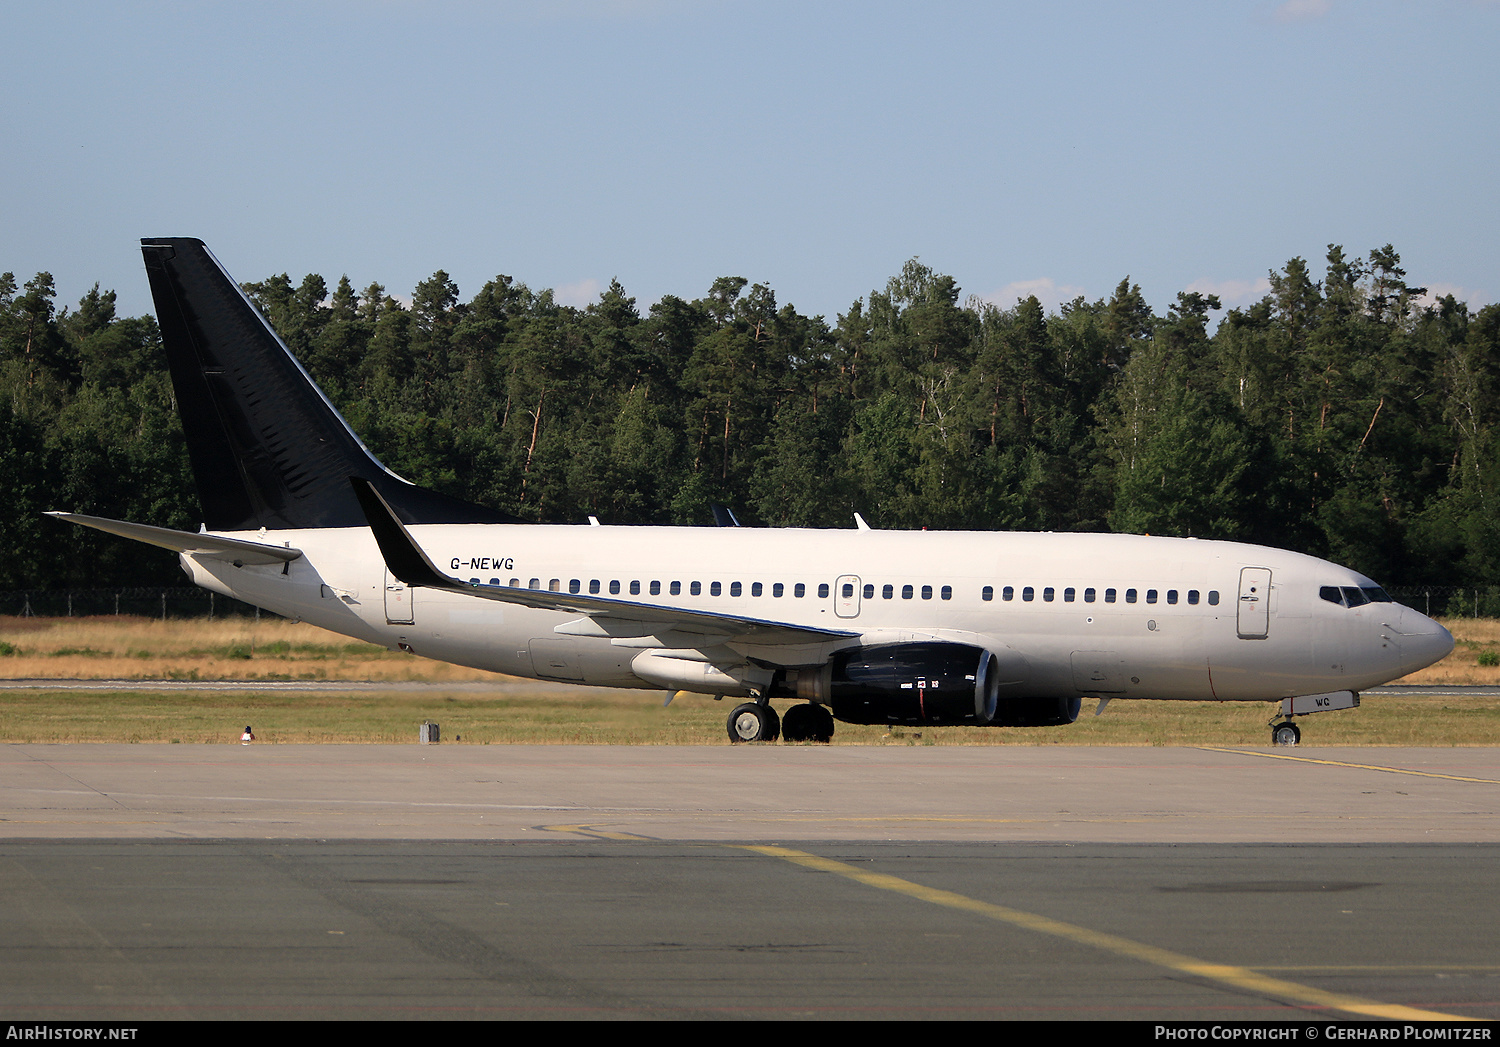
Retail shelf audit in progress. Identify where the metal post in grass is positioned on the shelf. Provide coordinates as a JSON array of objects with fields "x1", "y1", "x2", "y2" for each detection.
[{"x1": 161, "y1": 591, "x2": 166, "y2": 622}]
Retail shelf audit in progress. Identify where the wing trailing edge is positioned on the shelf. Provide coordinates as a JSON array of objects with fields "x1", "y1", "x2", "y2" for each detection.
[{"x1": 350, "y1": 478, "x2": 856, "y2": 647}]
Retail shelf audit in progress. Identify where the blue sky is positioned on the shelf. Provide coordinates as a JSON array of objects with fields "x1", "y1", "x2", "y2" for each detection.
[{"x1": 4, "y1": 0, "x2": 1496, "y2": 325}]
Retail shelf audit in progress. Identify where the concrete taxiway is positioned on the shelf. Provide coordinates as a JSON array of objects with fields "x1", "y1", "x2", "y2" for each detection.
[{"x1": 4, "y1": 744, "x2": 1499, "y2": 1020}]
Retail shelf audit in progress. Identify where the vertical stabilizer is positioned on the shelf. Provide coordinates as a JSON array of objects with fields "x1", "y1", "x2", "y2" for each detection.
[{"x1": 142, "y1": 238, "x2": 520, "y2": 530}]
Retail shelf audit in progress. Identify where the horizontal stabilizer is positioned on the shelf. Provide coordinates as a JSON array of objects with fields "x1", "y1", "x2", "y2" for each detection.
[
  {"x1": 351, "y1": 477, "x2": 855, "y2": 647},
  {"x1": 45, "y1": 512, "x2": 303, "y2": 565}
]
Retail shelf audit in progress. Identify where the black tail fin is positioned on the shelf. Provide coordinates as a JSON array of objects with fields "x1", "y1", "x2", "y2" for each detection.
[{"x1": 142, "y1": 238, "x2": 520, "y2": 530}]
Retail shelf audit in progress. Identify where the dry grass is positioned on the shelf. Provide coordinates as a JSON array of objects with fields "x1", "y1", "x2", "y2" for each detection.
[
  {"x1": 2, "y1": 688, "x2": 1497, "y2": 746},
  {"x1": 0, "y1": 616, "x2": 498, "y2": 682},
  {"x1": 0, "y1": 615, "x2": 1497, "y2": 745}
]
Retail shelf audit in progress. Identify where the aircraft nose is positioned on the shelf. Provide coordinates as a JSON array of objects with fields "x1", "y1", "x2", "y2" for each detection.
[{"x1": 1392, "y1": 607, "x2": 1454, "y2": 675}]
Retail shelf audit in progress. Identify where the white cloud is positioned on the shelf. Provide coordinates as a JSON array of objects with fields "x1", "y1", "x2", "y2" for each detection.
[
  {"x1": 1414, "y1": 282, "x2": 1491, "y2": 310},
  {"x1": 974, "y1": 277, "x2": 1088, "y2": 316},
  {"x1": 553, "y1": 278, "x2": 602, "y2": 308},
  {"x1": 1184, "y1": 276, "x2": 1272, "y2": 310},
  {"x1": 1275, "y1": 0, "x2": 1333, "y2": 21}
]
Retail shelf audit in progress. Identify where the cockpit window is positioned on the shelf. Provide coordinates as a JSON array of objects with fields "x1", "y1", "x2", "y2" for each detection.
[
  {"x1": 1362, "y1": 587, "x2": 1393, "y2": 603},
  {"x1": 1341, "y1": 586, "x2": 1371, "y2": 607},
  {"x1": 1320, "y1": 586, "x2": 1344, "y2": 606}
]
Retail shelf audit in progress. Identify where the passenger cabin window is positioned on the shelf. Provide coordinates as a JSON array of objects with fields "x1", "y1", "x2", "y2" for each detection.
[
  {"x1": 1187, "y1": 590, "x2": 1199, "y2": 605},
  {"x1": 609, "y1": 580, "x2": 621, "y2": 595},
  {"x1": 690, "y1": 581, "x2": 701, "y2": 596},
  {"x1": 883, "y1": 584, "x2": 894, "y2": 600},
  {"x1": 1146, "y1": 589, "x2": 1157, "y2": 604},
  {"x1": 751, "y1": 582, "x2": 762, "y2": 597},
  {"x1": 921, "y1": 585, "x2": 932, "y2": 600},
  {"x1": 863, "y1": 583, "x2": 874, "y2": 599},
  {"x1": 710, "y1": 582, "x2": 722, "y2": 596},
  {"x1": 650, "y1": 581, "x2": 661, "y2": 596},
  {"x1": 1043, "y1": 587, "x2": 1054, "y2": 602},
  {"x1": 1064, "y1": 587, "x2": 1075, "y2": 603},
  {"x1": 1105, "y1": 588, "x2": 1116, "y2": 603},
  {"x1": 982, "y1": 586, "x2": 994, "y2": 601},
  {"x1": 1003, "y1": 586, "x2": 1014, "y2": 601},
  {"x1": 589, "y1": 579, "x2": 601, "y2": 594},
  {"x1": 941, "y1": 585, "x2": 952, "y2": 600},
  {"x1": 1084, "y1": 588, "x2": 1096, "y2": 603},
  {"x1": 902, "y1": 584, "x2": 914, "y2": 600},
  {"x1": 794, "y1": 583, "x2": 806, "y2": 598},
  {"x1": 818, "y1": 583, "x2": 830, "y2": 599},
  {"x1": 569, "y1": 579, "x2": 581, "y2": 594},
  {"x1": 730, "y1": 582, "x2": 742, "y2": 597},
  {"x1": 1208, "y1": 591, "x2": 1220, "y2": 605},
  {"x1": 670, "y1": 581, "x2": 681, "y2": 596},
  {"x1": 773, "y1": 583, "x2": 784, "y2": 597},
  {"x1": 1023, "y1": 587, "x2": 1035, "y2": 602},
  {"x1": 630, "y1": 580, "x2": 641, "y2": 595},
  {"x1": 1125, "y1": 589, "x2": 1137, "y2": 603}
]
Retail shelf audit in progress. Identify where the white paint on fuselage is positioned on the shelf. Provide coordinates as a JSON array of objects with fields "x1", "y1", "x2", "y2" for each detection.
[{"x1": 178, "y1": 525, "x2": 1454, "y2": 704}]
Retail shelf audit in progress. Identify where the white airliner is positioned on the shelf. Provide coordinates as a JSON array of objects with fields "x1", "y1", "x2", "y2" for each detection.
[{"x1": 49, "y1": 239, "x2": 1454, "y2": 745}]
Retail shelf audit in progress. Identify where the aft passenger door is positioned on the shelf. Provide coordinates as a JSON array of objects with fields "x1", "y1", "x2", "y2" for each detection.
[
  {"x1": 1237, "y1": 567, "x2": 1271, "y2": 639},
  {"x1": 385, "y1": 570, "x2": 414, "y2": 625}
]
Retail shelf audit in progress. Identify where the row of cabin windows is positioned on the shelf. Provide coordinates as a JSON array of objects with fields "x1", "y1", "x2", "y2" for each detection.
[
  {"x1": 467, "y1": 576, "x2": 1218, "y2": 608},
  {"x1": 477, "y1": 579, "x2": 953, "y2": 601},
  {"x1": 488, "y1": 578, "x2": 823, "y2": 598},
  {"x1": 979, "y1": 585, "x2": 1220, "y2": 606}
]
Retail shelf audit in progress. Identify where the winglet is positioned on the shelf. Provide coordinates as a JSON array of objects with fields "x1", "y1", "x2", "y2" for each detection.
[{"x1": 349, "y1": 477, "x2": 456, "y2": 589}]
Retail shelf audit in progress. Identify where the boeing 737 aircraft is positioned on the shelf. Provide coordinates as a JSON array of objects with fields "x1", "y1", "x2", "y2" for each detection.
[{"x1": 49, "y1": 239, "x2": 1454, "y2": 745}]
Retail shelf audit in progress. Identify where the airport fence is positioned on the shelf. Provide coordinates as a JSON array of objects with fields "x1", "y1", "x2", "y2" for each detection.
[
  {"x1": 0, "y1": 587, "x2": 275, "y2": 620},
  {"x1": 0, "y1": 585, "x2": 1497, "y2": 621}
]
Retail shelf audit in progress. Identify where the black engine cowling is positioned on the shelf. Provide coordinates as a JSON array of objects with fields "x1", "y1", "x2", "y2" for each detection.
[{"x1": 776, "y1": 642, "x2": 1079, "y2": 727}]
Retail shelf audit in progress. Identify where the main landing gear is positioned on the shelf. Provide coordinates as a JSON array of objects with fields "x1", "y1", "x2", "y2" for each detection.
[
  {"x1": 727, "y1": 701, "x2": 779, "y2": 743},
  {"x1": 781, "y1": 702, "x2": 835, "y2": 743},
  {"x1": 726, "y1": 701, "x2": 835, "y2": 743}
]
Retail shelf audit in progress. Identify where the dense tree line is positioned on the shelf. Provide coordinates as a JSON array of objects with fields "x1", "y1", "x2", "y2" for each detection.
[{"x1": 3, "y1": 247, "x2": 1497, "y2": 594}]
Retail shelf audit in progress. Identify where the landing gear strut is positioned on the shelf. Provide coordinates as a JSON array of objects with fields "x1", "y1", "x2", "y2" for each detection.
[{"x1": 727, "y1": 702, "x2": 780, "y2": 743}]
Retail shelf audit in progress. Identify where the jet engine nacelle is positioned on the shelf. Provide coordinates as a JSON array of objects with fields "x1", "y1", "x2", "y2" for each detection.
[
  {"x1": 779, "y1": 642, "x2": 999, "y2": 726},
  {"x1": 777, "y1": 641, "x2": 1078, "y2": 727}
]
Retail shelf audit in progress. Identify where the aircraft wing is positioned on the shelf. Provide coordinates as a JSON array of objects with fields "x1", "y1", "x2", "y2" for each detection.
[
  {"x1": 46, "y1": 512, "x2": 303, "y2": 565},
  {"x1": 351, "y1": 478, "x2": 855, "y2": 648}
]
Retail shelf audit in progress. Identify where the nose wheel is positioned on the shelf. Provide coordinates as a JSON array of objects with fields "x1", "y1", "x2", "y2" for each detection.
[{"x1": 1271, "y1": 721, "x2": 1301, "y2": 747}]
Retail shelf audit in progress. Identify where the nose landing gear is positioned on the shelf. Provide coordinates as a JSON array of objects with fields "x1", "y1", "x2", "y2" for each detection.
[{"x1": 1271, "y1": 721, "x2": 1301, "y2": 747}]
